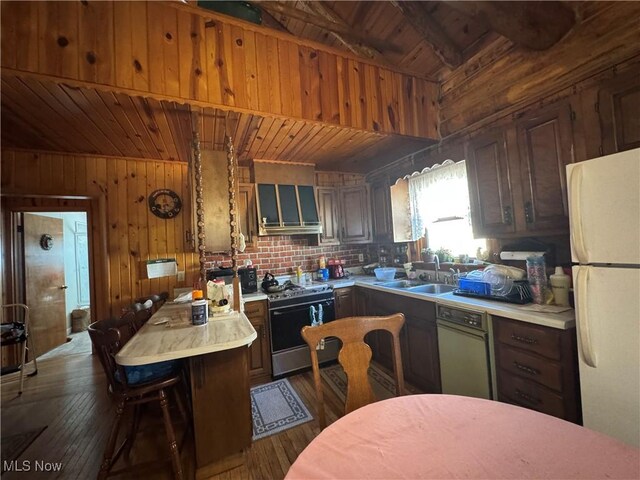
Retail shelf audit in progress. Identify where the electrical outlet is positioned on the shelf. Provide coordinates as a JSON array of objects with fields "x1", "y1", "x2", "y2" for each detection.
[
  {"x1": 177, "y1": 271, "x2": 185, "y2": 282},
  {"x1": 358, "y1": 253, "x2": 364, "y2": 262}
]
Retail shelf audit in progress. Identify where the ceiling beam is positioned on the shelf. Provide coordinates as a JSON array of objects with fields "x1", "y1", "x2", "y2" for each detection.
[
  {"x1": 391, "y1": 1, "x2": 463, "y2": 69},
  {"x1": 300, "y1": 0, "x2": 380, "y2": 60},
  {"x1": 254, "y1": 1, "x2": 402, "y2": 56},
  {"x1": 445, "y1": 1, "x2": 576, "y2": 51}
]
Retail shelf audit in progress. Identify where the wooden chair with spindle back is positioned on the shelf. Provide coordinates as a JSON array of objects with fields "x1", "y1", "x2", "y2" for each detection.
[
  {"x1": 88, "y1": 317, "x2": 187, "y2": 480},
  {"x1": 301, "y1": 313, "x2": 406, "y2": 430}
]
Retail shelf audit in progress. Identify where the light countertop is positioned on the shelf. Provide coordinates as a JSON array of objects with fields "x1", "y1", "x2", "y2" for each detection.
[
  {"x1": 116, "y1": 303, "x2": 257, "y2": 366},
  {"x1": 324, "y1": 275, "x2": 575, "y2": 330}
]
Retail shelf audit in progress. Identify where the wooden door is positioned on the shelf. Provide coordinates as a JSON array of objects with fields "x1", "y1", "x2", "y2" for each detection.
[
  {"x1": 334, "y1": 287, "x2": 355, "y2": 319},
  {"x1": 23, "y1": 213, "x2": 67, "y2": 356},
  {"x1": 466, "y1": 130, "x2": 516, "y2": 237},
  {"x1": 238, "y1": 183, "x2": 258, "y2": 251},
  {"x1": 517, "y1": 102, "x2": 575, "y2": 233},
  {"x1": 371, "y1": 181, "x2": 393, "y2": 243},
  {"x1": 244, "y1": 300, "x2": 271, "y2": 384},
  {"x1": 402, "y1": 316, "x2": 441, "y2": 393},
  {"x1": 339, "y1": 185, "x2": 372, "y2": 244},
  {"x1": 316, "y1": 187, "x2": 340, "y2": 245},
  {"x1": 599, "y1": 73, "x2": 640, "y2": 155}
]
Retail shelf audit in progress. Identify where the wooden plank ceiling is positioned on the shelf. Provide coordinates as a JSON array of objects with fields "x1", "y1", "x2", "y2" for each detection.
[
  {"x1": 1, "y1": 75, "x2": 432, "y2": 172},
  {"x1": 249, "y1": 1, "x2": 578, "y2": 79}
]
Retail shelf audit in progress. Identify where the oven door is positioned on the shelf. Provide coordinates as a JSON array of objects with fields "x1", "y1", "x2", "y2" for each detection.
[
  {"x1": 269, "y1": 297, "x2": 339, "y2": 377},
  {"x1": 270, "y1": 298, "x2": 336, "y2": 353}
]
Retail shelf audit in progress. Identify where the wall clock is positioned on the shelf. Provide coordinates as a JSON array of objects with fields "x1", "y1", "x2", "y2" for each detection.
[{"x1": 148, "y1": 189, "x2": 182, "y2": 219}]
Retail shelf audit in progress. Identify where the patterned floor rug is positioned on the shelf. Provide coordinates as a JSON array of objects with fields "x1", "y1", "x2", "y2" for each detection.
[
  {"x1": 320, "y1": 363, "x2": 420, "y2": 402},
  {"x1": 250, "y1": 378, "x2": 313, "y2": 441},
  {"x1": 1, "y1": 426, "x2": 47, "y2": 472}
]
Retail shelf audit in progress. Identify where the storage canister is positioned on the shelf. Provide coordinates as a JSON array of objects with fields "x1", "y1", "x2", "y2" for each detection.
[
  {"x1": 550, "y1": 266, "x2": 571, "y2": 307},
  {"x1": 191, "y1": 290, "x2": 208, "y2": 326}
]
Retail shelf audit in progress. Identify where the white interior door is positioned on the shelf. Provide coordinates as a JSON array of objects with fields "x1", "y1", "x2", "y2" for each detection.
[
  {"x1": 573, "y1": 265, "x2": 640, "y2": 446},
  {"x1": 567, "y1": 148, "x2": 640, "y2": 265}
]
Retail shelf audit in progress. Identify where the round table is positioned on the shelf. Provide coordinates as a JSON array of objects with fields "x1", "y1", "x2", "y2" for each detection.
[{"x1": 286, "y1": 395, "x2": 639, "y2": 479}]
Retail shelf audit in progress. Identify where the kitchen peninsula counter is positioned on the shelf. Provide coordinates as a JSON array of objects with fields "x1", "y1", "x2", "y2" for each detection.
[
  {"x1": 116, "y1": 303, "x2": 257, "y2": 366},
  {"x1": 116, "y1": 303, "x2": 256, "y2": 478}
]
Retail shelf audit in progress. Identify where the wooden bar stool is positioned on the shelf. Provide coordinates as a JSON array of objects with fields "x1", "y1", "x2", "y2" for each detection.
[{"x1": 88, "y1": 317, "x2": 187, "y2": 479}]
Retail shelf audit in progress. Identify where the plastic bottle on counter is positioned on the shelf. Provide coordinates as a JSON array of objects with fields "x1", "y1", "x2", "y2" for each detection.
[
  {"x1": 550, "y1": 267, "x2": 571, "y2": 307},
  {"x1": 191, "y1": 290, "x2": 208, "y2": 326}
]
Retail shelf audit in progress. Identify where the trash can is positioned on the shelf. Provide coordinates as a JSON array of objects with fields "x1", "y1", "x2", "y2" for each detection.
[{"x1": 71, "y1": 308, "x2": 90, "y2": 333}]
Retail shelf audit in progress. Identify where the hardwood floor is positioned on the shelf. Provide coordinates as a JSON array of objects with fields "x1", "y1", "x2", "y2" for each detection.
[{"x1": 1, "y1": 335, "x2": 416, "y2": 479}]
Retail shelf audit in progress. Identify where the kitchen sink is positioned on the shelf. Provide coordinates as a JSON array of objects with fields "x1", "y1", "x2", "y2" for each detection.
[
  {"x1": 406, "y1": 284, "x2": 456, "y2": 294},
  {"x1": 377, "y1": 280, "x2": 425, "y2": 289}
]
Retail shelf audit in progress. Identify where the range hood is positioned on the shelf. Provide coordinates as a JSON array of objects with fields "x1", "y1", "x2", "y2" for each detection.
[
  {"x1": 255, "y1": 184, "x2": 322, "y2": 235},
  {"x1": 252, "y1": 160, "x2": 322, "y2": 236}
]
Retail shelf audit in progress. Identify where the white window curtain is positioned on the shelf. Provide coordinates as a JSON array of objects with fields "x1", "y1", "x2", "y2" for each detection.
[{"x1": 408, "y1": 160, "x2": 484, "y2": 257}]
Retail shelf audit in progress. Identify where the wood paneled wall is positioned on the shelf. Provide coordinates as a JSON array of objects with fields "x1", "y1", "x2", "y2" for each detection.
[
  {"x1": 0, "y1": 149, "x2": 199, "y2": 315},
  {"x1": 439, "y1": 2, "x2": 640, "y2": 136},
  {"x1": 0, "y1": 1, "x2": 438, "y2": 139}
]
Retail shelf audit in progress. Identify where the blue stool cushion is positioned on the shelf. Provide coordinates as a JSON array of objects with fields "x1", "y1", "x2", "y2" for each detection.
[{"x1": 117, "y1": 360, "x2": 181, "y2": 386}]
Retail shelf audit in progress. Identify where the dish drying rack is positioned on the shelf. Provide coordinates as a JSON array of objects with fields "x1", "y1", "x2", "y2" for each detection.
[{"x1": 452, "y1": 271, "x2": 532, "y2": 305}]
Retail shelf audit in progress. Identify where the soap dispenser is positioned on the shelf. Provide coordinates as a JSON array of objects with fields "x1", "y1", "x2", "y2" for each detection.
[{"x1": 550, "y1": 267, "x2": 571, "y2": 307}]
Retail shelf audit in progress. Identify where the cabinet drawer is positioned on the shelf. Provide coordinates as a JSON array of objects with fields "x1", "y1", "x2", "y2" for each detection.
[
  {"x1": 498, "y1": 345, "x2": 563, "y2": 391},
  {"x1": 495, "y1": 317, "x2": 562, "y2": 360},
  {"x1": 498, "y1": 370, "x2": 566, "y2": 420},
  {"x1": 244, "y1": 301, "x2": 266, "y2": 322}
]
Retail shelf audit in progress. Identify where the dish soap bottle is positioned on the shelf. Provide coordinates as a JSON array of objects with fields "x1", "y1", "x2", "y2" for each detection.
[{"x1": 550, "y1": 267, "x2": 571, "y2": 307}]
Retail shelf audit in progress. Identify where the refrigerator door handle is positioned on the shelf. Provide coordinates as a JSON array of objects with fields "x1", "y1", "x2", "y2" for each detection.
[
  {"x1": 569, "y1": 164, "x2": 588, "y2": 263},
  {"x1": 576, "y1": 267, "x2": 597, "y2": 367}
]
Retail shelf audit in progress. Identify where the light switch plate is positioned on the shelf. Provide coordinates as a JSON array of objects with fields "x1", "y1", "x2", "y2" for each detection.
[
  {"x1": 358, "y1": 254, "x2": 364, "y2": 262},
  {"x1": 177, "y1": 271, "x2": 185, "y2": 282}
]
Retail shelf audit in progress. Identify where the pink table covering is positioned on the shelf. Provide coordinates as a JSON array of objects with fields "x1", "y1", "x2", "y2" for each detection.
[{"x1": 286, "y1": 395, "x2": 639, "y2": 479}]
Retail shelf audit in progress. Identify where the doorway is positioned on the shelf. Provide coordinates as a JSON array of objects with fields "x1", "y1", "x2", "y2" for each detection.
[
  {"x1": 25, "y1": 212, "x2": 92, "y2": 355},
  {"x1": 1, "y1": 196, "x2": 104, "y2": 365}
]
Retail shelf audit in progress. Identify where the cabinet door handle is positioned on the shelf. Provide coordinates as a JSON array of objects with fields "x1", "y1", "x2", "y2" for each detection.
[
  {"x1": 262, "y1": 325, "x2": 266, "y2": 339},
  {"x1": 342, "y1": 227, "x2": 346, "y2": 238},
  {"x1": 513, "y1": 361, "x2": 540, "y2": 376},
  {"x1": 524, "y1": 201, "x2": 534, "y2": 224},
  {"x1": 503, "y1": 206, "x2": 512, "y2": 225},
  {"x1": 511, "y1": 333, "x2": 538, "y2": 345},
  {"x1": 515, "y1": 389, "x2": 541, "y2": 405}
]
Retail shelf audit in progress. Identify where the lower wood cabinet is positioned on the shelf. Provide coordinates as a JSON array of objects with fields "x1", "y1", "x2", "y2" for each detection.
[
  {"x1": 244, "y1": 300, "x2": 272, "y2": 385},
  {"x1": 493, "y1": 316, "x2": 581, "y2": 424},
  {"x1": 355, "y1": 288, "x2": 441, "y2": 393},
  {"x1": 334, "y1": 287, "x2": 355, "y2": 319}
]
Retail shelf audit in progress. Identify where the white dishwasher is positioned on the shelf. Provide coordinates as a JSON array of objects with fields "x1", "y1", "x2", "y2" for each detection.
[{"x1": 436, "y1": 304, "x2": 495, "y2": 400}]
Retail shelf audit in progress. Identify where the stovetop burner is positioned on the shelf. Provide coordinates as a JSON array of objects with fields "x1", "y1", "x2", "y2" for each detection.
[{"x1": 266, "y1": 282, "x2": 333, "y2": 303}]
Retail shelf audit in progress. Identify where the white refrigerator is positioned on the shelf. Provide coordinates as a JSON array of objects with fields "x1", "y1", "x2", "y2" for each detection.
[{"x1": 567, "y1": 148, "x2": 640, "y2": 447}]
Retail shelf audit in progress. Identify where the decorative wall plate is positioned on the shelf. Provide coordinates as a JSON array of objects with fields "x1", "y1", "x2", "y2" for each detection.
[
  {"x1": 148, "y1": 189, "x2": 182, "y2": 219},
  {"x1": 40, "y1": 234, "x2": 53, "y2": 250}
]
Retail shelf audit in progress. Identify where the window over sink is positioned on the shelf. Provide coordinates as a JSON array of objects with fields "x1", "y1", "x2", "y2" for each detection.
[{"x1": 407, "y1": 160, "x2": 486, "y2": 260}]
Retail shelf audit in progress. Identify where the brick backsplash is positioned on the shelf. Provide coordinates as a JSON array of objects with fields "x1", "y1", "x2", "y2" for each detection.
[{"x1": 204, "y1": 235, "x2": 369, "y2": 276}]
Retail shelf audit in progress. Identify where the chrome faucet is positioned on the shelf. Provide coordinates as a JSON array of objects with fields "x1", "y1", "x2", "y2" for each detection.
[{"x1": 433, "y1": 255, "x2": 440, "y2": 283}]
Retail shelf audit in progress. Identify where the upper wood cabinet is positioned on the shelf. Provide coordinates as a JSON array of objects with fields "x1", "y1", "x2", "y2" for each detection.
[
  {"x1": 516, "y1": 102, "x2": 575, "y2": 233},
  {"x1": 467, "y1": 101, "x2": 575, "y2": 238},
  {"x1": 316, "y1": 185, "x2": 372, "y2": 245},
  {"x1": 238, "y1": 183, "x2": 258, "y2": 251},
  {"x1": 466, "y1": 130, "x2": 516, "y2": 237},
  {"x1": 598, "y1": 73, "x2": 640, "y2": 155},
  {"x1": 371, "y1": 181, "x2": 393, "y2": 243},
  {"x1": 316, "y1": 187, "x2": 340, "y2": 245},
  {"x1": 339, "y1": 185, "x2": 373, "y2": 244}
]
